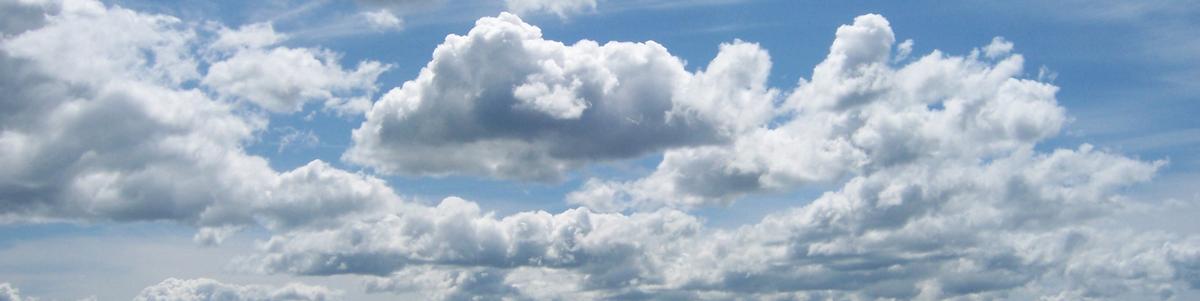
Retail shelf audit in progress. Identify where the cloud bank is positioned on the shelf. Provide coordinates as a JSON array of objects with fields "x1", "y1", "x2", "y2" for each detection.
[
  {"x1": 134, "y1": 278, "x2": 340, "y2": 301},
  {"x1": 256, "y1": 12, "x2": 1198, "y2": 300},
  {"x1": 0, "y1": 0, "x2": 1197, "y2": 300}
]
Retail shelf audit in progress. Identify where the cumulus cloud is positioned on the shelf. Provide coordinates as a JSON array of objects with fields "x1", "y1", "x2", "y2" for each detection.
[
  {"x1": 570, "y1": 14, "x2": 1067, "y2": 210},
  {"x1": 244, "y1": 197, "x2": 701, "y2": 288},
  {"x1": 346, "y1": 13, "x2": 775, "y2": 181},
  {"x1": 241, "y1": 13, "x2": 1200, "y2": 300},
  {"x1": 365, "y1": 266, "x2": 523, "y2": 300},
  {"x1": 0, "y1": 0, "x2": 396, "y2": 243},
  {"x1": 3, "y1": 1, "x2": 1199, "y2": 300},
  {"x1": 203, "y1": 23, "x2": 389, "y2": 115},
  {"x1": 135, "y1": 278, "x2": 340, "y2": 301},
  {"x1": 0, "y1": 283, "x2": 32, "y2": 301}
]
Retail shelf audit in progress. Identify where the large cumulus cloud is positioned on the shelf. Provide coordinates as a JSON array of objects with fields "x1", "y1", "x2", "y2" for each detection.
[
  {"x1": 0, "y1": 0, "x2": 397, "y2": 244},
  {"x1": 569, "y1": 14, "x2": 1068, "y2": 210},
  {"x1": 345, "y1": 12, "x2": 775, "y2": 181}
]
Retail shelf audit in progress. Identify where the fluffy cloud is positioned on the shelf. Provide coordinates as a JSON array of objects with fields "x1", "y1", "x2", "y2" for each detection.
[
  {"x1": 135, "y1": 278, "x2": 340, "y2": 301},
  {"x1": 346, "y1": 13, "x2": 775, "y2": 181},
  {"x1": 3, "y1": 1, "x2": 1199, "y2": 300},
  {"x1": 364, "y1": 266, "x2": 523, "y2": 300},
  {"x1": 203, "y1": 23, "x2": 389, "y2": 115},
  {"x1": 245, "y1": 197, "x2": 701, "y2": 289},
  {"x1": 570, "y1": 14, "x2": 1067, "y2": 210},
  {"x1": 0, "y1": 283, "x2": 32, "y2": 301},
  {"x1": 0, "y1": 0, "x2": 395, "y2": 243}
]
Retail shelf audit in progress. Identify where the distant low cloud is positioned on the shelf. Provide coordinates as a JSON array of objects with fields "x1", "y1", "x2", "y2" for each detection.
[
  {"x1": 362, "y1": 9, "x2": 404, "y2": 32},
  {"x1": 135, "y1": 278, "x2": 340, "y2": 301}
]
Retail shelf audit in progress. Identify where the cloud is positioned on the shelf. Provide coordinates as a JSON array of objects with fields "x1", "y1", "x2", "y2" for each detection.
[
  {"x1": 0, "y1": 0, "x2": 396, "y2": 242},
  {"x1": 0, "y1": 283, "x2": 32, "y2": 301},
  {"x1": 365, "y1": 266, "x2": 523, "y2": 301},
  {"x1": 354, "y1": 0, "x2": 445, "y2": 12},
  {"x1": 361, "y1": 9, "x2": 403, "y2": 32},
  {"x1": 244, "y1": 13, "x2": 1200, "y2": 300},
  {"x1": 2, "y1": 1, "x2": 1199, "y2": 300},
  {"x1": 570, "y1": 14, "x2": 1067, "y2": 210},
  {"x1": 134, "y1": 278, "x2": 340, "y2": 301},
  {"x1": 275, "y1": 127, "x2": 320, "y2": 153},
  {"x1": 244, "y1": 197, "x2": 701, "y2": 290},
  {"x1": 0, "y1": 0, "x2": 58, "y2": 37},
  {"x1": 506, "y1": 0, "x2": 597, "y2": 18},
  {"x1": 208, "y1": 22, "x2": 285, "y2": 52},
  {"x1": 346, "y1": 13, "x2": 776, "y2": 181},
  {"x1": 203, "y1": 23, "x2": 389, "y2": 115}
]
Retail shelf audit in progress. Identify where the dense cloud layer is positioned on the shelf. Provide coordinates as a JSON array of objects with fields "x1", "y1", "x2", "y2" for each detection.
[
  {"x1": 2, "y1": 0, "x2": 1198, "y2": 300},
  {"x1": 346, "y1": 13, "x2": 775, "y2": 181}
]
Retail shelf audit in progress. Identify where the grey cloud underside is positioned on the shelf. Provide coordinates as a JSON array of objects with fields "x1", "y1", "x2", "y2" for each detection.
[
  {"x1": 346, "y1": 13, "x2": 774, "y2": 181},
  {"x1": 1, "y1": 0, "x2": 1199, "y2": 300}
]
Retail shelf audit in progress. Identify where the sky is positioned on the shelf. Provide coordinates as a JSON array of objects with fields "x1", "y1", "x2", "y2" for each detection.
[{"x1": 0, "y1": 0, "x2": 1198, "y2": 300}]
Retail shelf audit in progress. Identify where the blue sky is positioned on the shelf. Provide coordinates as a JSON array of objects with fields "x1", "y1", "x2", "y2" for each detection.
[{"x1": 1, "y1": 0, "x2": 1198, "y2": 300}]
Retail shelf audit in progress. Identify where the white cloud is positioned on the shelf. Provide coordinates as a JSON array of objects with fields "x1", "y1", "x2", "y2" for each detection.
[
  {"x1": 2, "y1": 1, "x2": 1199, "y2": 300},
  {"x1": 244, "y1": 197, "x2": 701, "y2": 286},
  {"x1": 242, "y1": 13, "x2": 1200, "y2": 300},
  {"x1": 134, "y1": 278, "x2": 340, "y2": 301},
  {"x1": 346, "y1": 13, "x2": 776, "y2": 181},
  {"x1": 362, "y1": 9, "x2": 403, "y2": 32},
  {"x1": 209, "y1": 23, "x2": 285, "y2": 52},
  {"x1": 570, "y1": 14, "x2": 1068, "y2": 210},
  {"x1": 364, "y1": 266, "x2": 522, "y2": 301},
  {"x1": 893, "y1": 38, "x2": 913, "y2": 62},
  {"x1": 275, "y1": 127, "x2": 320, "y2": 153},
  {"x1": 506, "y1": 0, "x2": 597, "y2": 18},
  {"x1": 0, "y1": 283, "x2": 33, "y2": 301},
  {"x1": 203, "y1": 28, "x2": 389, "y2": 114},
  {"x1": 983, "y1": 36, "x2": 1014, "y2": 59},
  {"x1": 0, "y1": 0, "x2": 396, "y2": 240}
]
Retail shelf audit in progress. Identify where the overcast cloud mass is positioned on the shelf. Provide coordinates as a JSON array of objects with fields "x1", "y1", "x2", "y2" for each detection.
[{"x1": 2, "y1": 0, "x2": 1199, "y2": 300}]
